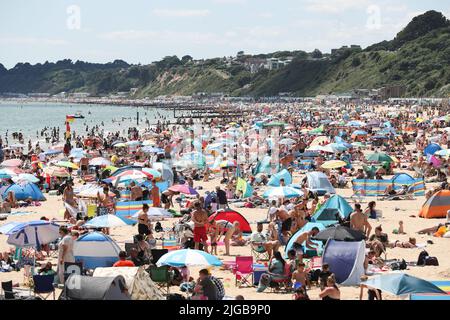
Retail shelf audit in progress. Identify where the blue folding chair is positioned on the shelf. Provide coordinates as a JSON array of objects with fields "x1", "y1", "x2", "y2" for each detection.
[{"x1": 33, "y1": 275, "x2": 56, "y2": 300}]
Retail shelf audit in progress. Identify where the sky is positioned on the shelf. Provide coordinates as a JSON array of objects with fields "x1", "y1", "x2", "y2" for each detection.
[{"x1": 0, "y1": 0, "x2": 449, "y2": 68}]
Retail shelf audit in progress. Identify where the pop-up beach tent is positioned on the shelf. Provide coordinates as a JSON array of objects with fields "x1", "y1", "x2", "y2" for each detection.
[
  {"x1": 312, "y1": 195, "x2": 352, "y2": 226},
  {"x1": 268, "y1": 169, "x2": 292, "y2": 187},
  {"x1": 208, "y1": 209, "x2": 252, "y2": 233},
  {"x1": 322, "y1": 240, "x2": 366, "y2": 286},
  {"x1": 1, "y1": 183, "x2": 45, "y2": 201},
  {"x1": 74, "y1": 232, "x2": 121, "y2": 269},
  {"x1": 419, "y1": 190, "x2": 450, "y2": 219},
  {"x1": 93, "y1": 267, "x2": 164, "y2": 300},
  {"x1": 60, "y1": 274, "x2": 130, "y2": 300},
  {"x1": 306, "y1": 172, "x2": 336, "y2": 195}
]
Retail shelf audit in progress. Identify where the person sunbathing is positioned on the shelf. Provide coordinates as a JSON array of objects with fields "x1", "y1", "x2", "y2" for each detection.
[{"x1": 391, "y1": 237, "x2": 417, "y2": 248}]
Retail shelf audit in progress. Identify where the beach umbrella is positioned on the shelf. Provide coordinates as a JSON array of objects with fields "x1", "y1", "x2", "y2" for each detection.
[
  {"x1": 141, "y1": 146, "x2": 164, "y2": 154},
  {"x1": 131, "y1": 207, "x2": 172, "y2": 219},
  {"x1": 69, "y1": 148, "x2": 86, "y2": 158},
  {"x1": 363, "y1": 274, "x2": 447, "y2": 296},
  {"x1": 56, "y1": 161, "x2": 79, "y2": 170},
  {"x1": 84, "y1": 214, "x2": 127, "y2": 228},
  {"x1": 43, "y1": 166, "x2": 70, "y2": 178},
  {"x1": 156, "y1": 249, "x2": 223, "y2": 267},
  {"x1": 5, "y1": 220, "x2": 60, "y2": 248},
  {"x1": 352, "y1": 130, "x2": 368, "y2": 136},
  {"x1": 351, "y1": 142, "x2": 366, "y2": 148},
  {"x1": 44, "y1": 149, "x2": 63, "y2": 156},
  {"x1": 0, "y1": 169, "x2": 13, "y2": 179},
  {"x1": 142, "y1": 168, "x2": 162, "y2": 179},
  {"x1": 1, "y1": 159, "x2": 23, "y2": 168},
  {"x1": 263, "y1": 186, "x2": 304, "y2": 199},
  {"x1": 115, "y1": 169, "x2": 152, "y2": 181},
  {"x1": 126, "y1": 140, "x2": 141, "y2": 147},
  {"x1": 321, "y1": 160, "x2": 347, "y2": 169},
  {"x1": 313, "y1": 225, "x2": 365, "y2": 242},
  {"x1": 310, "y1": 136, "x2": 329, "y2": 147},
  {"x1": 346, "y1": 121, "x2": 366, "y2": 127},
  {"x1": 169, "y1": 184, "x2": 198, "y2": 195},
  {"x1": 113, "y1": 143, "x2": 127, "y2": 148},
  {"x1": 279, "y1": 138, "x2": 296, "y2": 145},
  {"x1": 12, "y1": 173, "x2": 40, "y2": 184},
  {"x1": 435, "y1": 149, "x2": 450, "y2": 157},
  {"x1": 0, "y1": 222, "x2": 22, "y2": 234},
  {"x1": 323, "y1": 143, "x2": 348, "y2": 153},
  {"x1": 89, "y1": 157, "x2": 111, "y2": 167},
  {"x1": 365, "y1": 153, "x2": 392, "y2": 163}
]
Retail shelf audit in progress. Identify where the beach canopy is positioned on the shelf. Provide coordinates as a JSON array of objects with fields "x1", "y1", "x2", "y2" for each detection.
[
  {"x1": 419, "y1": 190, "x2": 450, "y2": 219},
  {"x1": 85, "y1": 214, "x2": 127, "y2": 228},
  {"x1": 263, "y1": 186, "x2": 304, "y2": 199},
  {"x1": 61, "y1": 275, "x2": 130, "y2": 300},
  {"x1": 312, "y1": 195, "x2": 353, "y2": 224},
  {"x1": 1, "y1": 183, "x2": 45, "y2": 201},
  {"x1": 306, "y1": 172, "x2": 336, "y2": 195},
  {"x1": 313, "y1": 225, "x2": 365, "y2": 242},
  {"x1": 268, "y1": 169, "x2": 292, "y2": 187},
  {"x1": 156, "y1": 249, "x2": 223, "y2": 267},
  {"x1": 322, "y1": 240, "x2": 366, "y2": 286},
  {"x1": 424, "y1": 143, "x2": 442, "y2": 156},
  {"x1": 5, "y1": 220, "x2": 60, "y2": 248},
  {"x1": 74, "y1": 232, "x2": 121, "y2": 269},
  {"x1": 363, "y1": 274, "x2": 447, "y2": 296},
  {"x1": 208, "y1": 209, "x2": 252, "y2": 233}
]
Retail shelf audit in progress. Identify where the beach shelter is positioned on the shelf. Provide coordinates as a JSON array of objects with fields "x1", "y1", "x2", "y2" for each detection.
[
  {"x1": 410, "y1": 281, "x2": 450, "y2": 300},
  {"x1": 391, "y1": 173, "x2": 415, "y2": 185},
  {"x1": 21, "y1": 182, "x2": 46, "y2": 201},
  {"x1": 235, "y1": 178, "x2": 254, "y2": 198},
  {"x1": 208, "y1": 209, "x2": 252, "y2": 233},
  {"x1": 61, "y1": 274, "x2": 130, "y2": 300},
  {"x1": 312, "y1": 195, "x2": 352, "y2": 225},
  {"x1": 74, "y1": 232, "x2": 121, "y2": 269},
  {"x1": 1, "y1": 184, "x2": 29, "y2": 201},
  {"x1": 322, "y1": 240, "x2": 366, "y2": 286},
  {"x1": 364, "y1": 274, "x2": 446, "y2": 296},
  {"x1": 424, "y1": 143, "x2": 442, "y2": 156},
  {"x1": 253, "y1": 156, "x2": 277, "y2": 176},
  {"x1": 306, "y1": 172, "x2": 336, "y2": 195},
  {"x1": 268, "y1": 169, "x2": 292, "y2": 187},
  {"x1": 93, "y1": 267, "x2": 164, "y2": 300},
  {"x1": 419, "y1": 190, "x2": 450, "y2": 219}
]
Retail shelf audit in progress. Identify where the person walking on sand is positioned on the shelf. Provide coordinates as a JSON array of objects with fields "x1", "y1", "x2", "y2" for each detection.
[{"x1": 192, "y1": 202, "x2": 209, "y2": 252}]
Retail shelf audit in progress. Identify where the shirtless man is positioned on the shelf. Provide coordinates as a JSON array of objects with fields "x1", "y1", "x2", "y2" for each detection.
[
  {"x1": 275, "y1": 208, "x2": 292, "y2": 242},
  {"x1": 350, "y1": 203, "x2": 372, "y2": 238},
  {"x1": 191, "y1": 202, "x2": 209, "y2": 253},
  {"x1": 292, "y1": 227, "x2": 320, "y2": 261}
]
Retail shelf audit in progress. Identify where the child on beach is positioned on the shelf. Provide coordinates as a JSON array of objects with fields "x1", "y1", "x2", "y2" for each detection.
[
  {"x1": 319, "y1": 263, "x2": 332, "y2": 290},
  {"x1": 292, "y1": 262, "x2": 309, "y2": 290}
]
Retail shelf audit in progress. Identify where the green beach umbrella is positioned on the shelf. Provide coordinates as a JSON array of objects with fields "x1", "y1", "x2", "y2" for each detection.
[{"x1": 365, "y1": 153, "x2": 393, "y2": 163}]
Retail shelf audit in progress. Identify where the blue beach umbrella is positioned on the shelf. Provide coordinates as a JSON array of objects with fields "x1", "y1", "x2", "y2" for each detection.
[
  {"x1": 156, "y1": 249, "x2": 223, "y2": 267},
  {"x1": 84, "y1": 214, "x2": 127, "y2": 228},
  {"x1": 363, "y1": 274, "x2": 447, "y2": 296}
]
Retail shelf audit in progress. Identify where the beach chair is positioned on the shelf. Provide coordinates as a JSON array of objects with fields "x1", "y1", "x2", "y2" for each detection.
[
  {"x1": 125, "y1": 243, "x2": 138, "y2": 257},
  {"x1": 150, "y1": 249, "x2": 168, "y2": 265},
  {"x1": 269, "y1": 264, "x2": 293, "y2": 293},
  {"x1": 234, "y1": 256, "x2": 254, "y2": 288},
  {"x1": 251, "y1": 246, "x2": 270, "y2": 262},
  {"x1": 32, "y1": 275, "x2": 55, "y2": 300},
  {"x1": 1, "y1": 281, "x2": 15, "y2": 300},
  {"x1": 147, "y1": 265, "x2": 171, "y2": 295}
]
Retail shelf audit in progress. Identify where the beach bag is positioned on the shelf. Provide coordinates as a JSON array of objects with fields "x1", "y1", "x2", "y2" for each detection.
[
  {"x1": 417, "y1": 250, "x2": 429, "y2": 266},
  {"x1": 155, "y1": 222, "x2": 163, "y2": 233},
  {"x1": 425, "y1": 256, "x2": 439, "y2": 266},
  {"x1": 391, "y1": 259, "x2": 407, "y2": 270}
]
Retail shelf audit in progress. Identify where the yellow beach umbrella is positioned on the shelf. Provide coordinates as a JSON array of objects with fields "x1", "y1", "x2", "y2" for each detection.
[
  {"x1": 310, "y1": 136, "x2": 329, "y2": 147},
  {"x1": 55, "y1": 161, "x2": 79, "y2": 170},
  {"x1": 321, "y1": 160, "x2": 347, "y2": 169}
]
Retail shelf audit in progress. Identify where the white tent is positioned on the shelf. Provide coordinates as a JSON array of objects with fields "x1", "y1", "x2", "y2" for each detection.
[{"x1": 306, "y1": 171, "x2": 336, "y2": 195}]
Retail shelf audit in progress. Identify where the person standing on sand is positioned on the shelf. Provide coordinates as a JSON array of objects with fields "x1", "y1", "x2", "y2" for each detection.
[
  {"x1": 150, "y1": 179, "x2": 160, "y2": 207},
  {"x1": 192, "y1": 201, "x2": 209, "y2": 253},
  {"x1": 350, "y1": 203, "x2": 372, "y2": 238},
  {"x1": 57, "y1": 226, "x2": 75, "y2": 284}
]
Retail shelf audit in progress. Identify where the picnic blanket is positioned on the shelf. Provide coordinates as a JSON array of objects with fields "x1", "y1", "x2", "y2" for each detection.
[{"x1": 352, "y1": 178, "x2": 425, "y2": 197}]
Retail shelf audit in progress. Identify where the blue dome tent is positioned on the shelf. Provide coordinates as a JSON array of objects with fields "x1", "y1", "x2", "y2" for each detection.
[
  {"x1": 74, "y1": 232, "x2": 121, "y2": 269},
  {"x1": 312, "y1": 195, "x2": 353, "y2": 226},
  {"x1": 22, "y1": 182, "x2": 46, "y2": 201},
  {"x1": 268, "y1": 169, "x2": 292, "y2": 187}
]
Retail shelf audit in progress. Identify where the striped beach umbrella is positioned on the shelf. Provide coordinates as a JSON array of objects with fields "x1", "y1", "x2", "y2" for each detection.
[
  {"x1": 263, "y1": 186, "x2": 304, "y2": 199},
  {"x1": 156, "y1": 249, "x2": 223, "y2": 267},
  {"x1": 169, "y1": 184, "x2": 198, "y2": 195},
  {"x1": 84, "y1": 214, "x2": 127, "y2": 228}
]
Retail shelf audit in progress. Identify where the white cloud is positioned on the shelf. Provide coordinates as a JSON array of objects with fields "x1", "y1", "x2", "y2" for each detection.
[
  {"x1": 213, "y1": 0, "x2": 247, "y2": 4},
  {"x1": 305, "y1": 0, "x2": 370, "y2": 13},
  {"x1": 152, "y1": 9, "x2": 210, "y2": 17}
]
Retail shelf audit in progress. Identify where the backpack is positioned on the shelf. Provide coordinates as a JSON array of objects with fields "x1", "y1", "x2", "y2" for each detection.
[
  {"x1": 391, "y1": 259, "x2": 407, "y2": 271},
  {"x1": 155, "y1": 222, "x2": 163, "y2": 233},
  {"x1": 425, "y1": 256, "x2": 439, "y2": 266},
  {"x1": 417, "y1": 250, "x2": 429, "y2": 266}
]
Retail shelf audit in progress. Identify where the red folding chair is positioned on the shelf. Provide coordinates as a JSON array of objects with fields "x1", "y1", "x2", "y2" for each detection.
[{"x1": 234, "y1": 256, "x2": 254, "y2": 288}]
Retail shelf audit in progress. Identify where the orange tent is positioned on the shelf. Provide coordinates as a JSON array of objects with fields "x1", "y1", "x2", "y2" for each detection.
[{"x1": 419, "y1": 190, "x2": 450, "y2": 219}]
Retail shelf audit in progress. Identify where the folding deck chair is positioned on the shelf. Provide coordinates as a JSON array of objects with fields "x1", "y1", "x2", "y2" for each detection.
[{"x1": 234, "y1": 256, "x2": 254, "y2": 288}]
